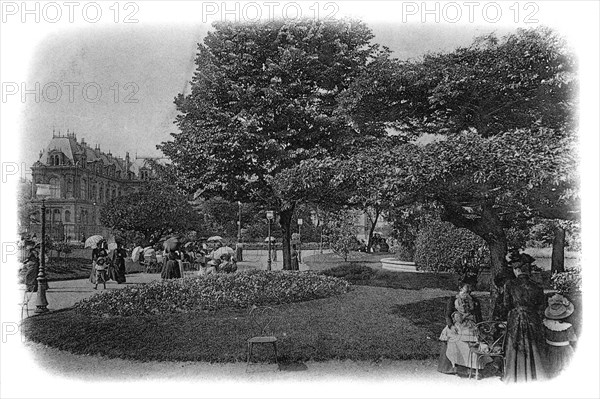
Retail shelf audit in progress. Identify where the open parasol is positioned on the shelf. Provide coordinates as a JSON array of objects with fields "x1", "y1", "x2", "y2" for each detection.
[
  {"x1": 84, "y1": 235, "x2": 104, "y2": 248},
  {"x1": 163, "y1": 236, "x2": 181, "y2": 252},
  {"x1": 206, "y1": 236, "x2": 223, "y2": 242},
  {"x1": 264, "y1": 236, "x2": 276, "y2": 242},
  {"x1": 131, "y1": 246, "x2": 143, "y2": 262}
]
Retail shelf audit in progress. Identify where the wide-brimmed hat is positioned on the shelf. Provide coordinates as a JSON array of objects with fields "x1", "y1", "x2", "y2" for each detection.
[{"x1": 545, "y1": 294, "x2": 574, "y2": 320}]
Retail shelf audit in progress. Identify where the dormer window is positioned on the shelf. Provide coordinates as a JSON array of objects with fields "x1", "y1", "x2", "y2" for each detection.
[
  {"x1": 50, "y1": 153, "x2": 62, "y2": 166},
  {"x1": 140, "y1": 169, "x2": 150, "y2": 180}
]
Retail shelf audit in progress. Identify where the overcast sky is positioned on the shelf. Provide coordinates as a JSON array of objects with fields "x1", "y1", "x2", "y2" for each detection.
[{"x1": 19, "y1": 21, "x2": 516, "y2": 167}]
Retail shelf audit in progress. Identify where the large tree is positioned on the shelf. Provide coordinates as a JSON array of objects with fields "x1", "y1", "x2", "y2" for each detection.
[
  {"x1": 341, "y1": 27, "x2": 578, "y2": 281},
  {"x1": 100, "y1": 182, "x2": 200, "y2": 244},
  {"x1": 159, "y1": 19, "x2": 384, "y2": 269}
]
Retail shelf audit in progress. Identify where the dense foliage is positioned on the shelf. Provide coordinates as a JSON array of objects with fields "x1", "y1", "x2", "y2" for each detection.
[
  {"x1": 550, "y1": 267, "x2": 582, "y2": 298},
  {"x1": 414, "y1": 219, "x2": 487, "y2": 275},
  {"x1": 76, "y1": 271, "x2": 350, "y2": 317},
  {"x1": 99, "y1": 182, "x2": 200, "y2": 243},
  {"x1": 159, "y1": 20, "x2": 387, "y2": 269}
]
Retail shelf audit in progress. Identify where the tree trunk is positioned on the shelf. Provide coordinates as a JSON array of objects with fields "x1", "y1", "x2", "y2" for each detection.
[
  {"x1": 366, "y1": 208, "x2": 380, "y2": 252},
  {"x1": 279, "y1": 206, "x2": 295, "y2": 270},
  {"x1": 551, "y1": 225, "x2": 566, "y2": 273}
]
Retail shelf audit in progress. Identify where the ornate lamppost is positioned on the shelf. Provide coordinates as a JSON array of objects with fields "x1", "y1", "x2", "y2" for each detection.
[
  {"x1": 35, "y1": 184, "x2": 52, "y2": 313},
  {"x1": 297, "y1": 218, "x2": 303, "y2": 264},
  {"x1": 266, "y1": 210, "x2": 274, "y2": 271}
]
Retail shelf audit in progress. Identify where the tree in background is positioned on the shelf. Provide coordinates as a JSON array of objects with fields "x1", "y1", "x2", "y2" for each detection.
[
  {"x1": 341, "y1": 27, "x2": 578, "y2": 283},
  {"x1": 100, "y1": 182, "x2": 201, "y2": 245},
  {"x1": 159, "y1": 20, "x2": 386, "y2": 269}
]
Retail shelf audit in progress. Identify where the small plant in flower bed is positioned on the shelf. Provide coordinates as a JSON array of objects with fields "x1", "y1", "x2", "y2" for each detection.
[
  {"x1": 75, "y1": 270, "x2": 351, "y2": 317},
  {"x1": 321, "y1": 264, "x2": 377, "y2": 282}
]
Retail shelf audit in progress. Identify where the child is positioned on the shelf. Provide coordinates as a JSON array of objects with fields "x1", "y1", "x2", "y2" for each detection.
[
  {"x1": 94, "y1": 257, "x2": 108, "y2": 290},
  {"x1": 543, "y1": 293, "x2": 577, "y2": 378}
]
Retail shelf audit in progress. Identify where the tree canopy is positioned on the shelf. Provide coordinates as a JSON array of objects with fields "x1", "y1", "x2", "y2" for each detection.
[
  {"x1": 159, "y1": 19, "x2": 386, "y2": 269},
  {"x1": 100, "y1": 183, "x2": 200, "y2": 244}
]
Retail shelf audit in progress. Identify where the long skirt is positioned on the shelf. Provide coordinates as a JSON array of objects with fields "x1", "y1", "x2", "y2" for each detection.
[
  {"x1": 546, "y1": 345, "x2": 574, "y2": 378},
  {"x1": 108, "y1": 260, "x2": 126, "y2": 283},
  {"x1": 161, "y1": 260, "x2": 181, "y2": 279},
  {"x1": 504, "y1": 309, "x2": 547, "y2": 382}
]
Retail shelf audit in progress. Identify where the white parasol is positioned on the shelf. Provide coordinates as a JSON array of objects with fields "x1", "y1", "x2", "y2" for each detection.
[
  {"x1": 131, "y1": 246, "x2": 143, "y2": 262},
  {"x1": 84, "y1": 235, "x2": 104, "y2": 248}
]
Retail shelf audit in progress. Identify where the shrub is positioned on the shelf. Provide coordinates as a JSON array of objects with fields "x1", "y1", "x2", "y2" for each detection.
[
  {"x1": 551, "y1": 267, "x2": 582, "y2": 297},
  {"x1": 75, "y1": 270, "x2": 350, "y2": 317},
  {"x1": 321, "y1": 264, "x2": 376, "y2": 282},
  {"x1": 389, "y1": 244, "x2": 414, "y2": 262},
  {"x1": 414, "y1": 219, "x2": 487, "y2": 276}
]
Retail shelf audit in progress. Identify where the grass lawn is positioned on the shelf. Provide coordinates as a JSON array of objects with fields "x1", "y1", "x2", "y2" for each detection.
[
  {"x1": 23, "y1": 285, "x2": 459, "y2": 363},
  {"x1": 303, "y1": 251, "x2": 390, "y2": 272}
]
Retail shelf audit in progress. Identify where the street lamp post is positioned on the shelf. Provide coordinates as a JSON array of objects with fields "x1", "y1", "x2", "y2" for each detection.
[
  {"x1": 236, "y1": 201, "x2": 243, "y2": 262},
  {"x1": 266, "y1": 210, "x2": 274, "y2": 271},
  {"x1": 35, "y1": 184, "x2": 52, "y2": 313},
  {"x1": 297, "y1": 218, "x2": 303, "y2": 264}
]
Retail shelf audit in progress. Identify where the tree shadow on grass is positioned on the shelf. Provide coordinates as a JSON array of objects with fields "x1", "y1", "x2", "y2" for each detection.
[{"x1": 390, "y1": 297, "x2": 448, "y2": 339}]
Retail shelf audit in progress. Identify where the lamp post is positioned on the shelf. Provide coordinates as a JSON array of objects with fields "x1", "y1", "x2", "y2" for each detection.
[
  {"x1": 297, "y1": 218, "x2": 303, "y2": 264},
  {"x1": 237, "y1": 201, "x2": 242, "y2": 242},
  {"x1": 236, "y1": 201, "x2": 243, "y2": 262},
  {"x1": 35, "y1": 184, "x2": 52, "y2": 313},
  {"x1": 266, "y1": 210, "x2": 274, "y2": 271}
]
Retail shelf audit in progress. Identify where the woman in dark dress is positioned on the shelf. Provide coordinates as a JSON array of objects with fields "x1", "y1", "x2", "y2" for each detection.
[
  {"x1": 24, "y1": 243, "x2": 40, "y2": 292},
  {"x1": 111, "y1": 242, "x2": 127, "y2": 284},
  {"x1": 291, "y1": 244, "x2": 299, "y2": 271},
  {"x1": 161, "y1": 251, "x2": 181, "y2": 279},
  {"x1": 503, "y1": 261, "x2": 547, "y2": 382}
]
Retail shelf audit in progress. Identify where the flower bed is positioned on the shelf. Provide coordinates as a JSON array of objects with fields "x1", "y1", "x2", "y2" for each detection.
[{"x1": 75, "y1": 270, "x2": 350, "y2": 317}]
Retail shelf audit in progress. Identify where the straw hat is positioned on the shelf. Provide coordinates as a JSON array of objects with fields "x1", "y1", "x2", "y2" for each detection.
[{"x1": 545, "y1": 294, "x2": 574, "y2": 320}]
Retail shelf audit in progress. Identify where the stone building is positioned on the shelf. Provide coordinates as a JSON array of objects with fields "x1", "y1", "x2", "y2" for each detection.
[{"x1": 28, "y1": 131, "x2": 156, "y2": 242}]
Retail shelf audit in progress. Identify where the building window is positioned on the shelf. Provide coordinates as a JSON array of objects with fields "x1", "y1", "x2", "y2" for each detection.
[
  {"x1": 81, "y1": 179, "x2": 87, "y2": 200},
  {"x1": 140, "y1": 169, "x2": 149, "y2": 180},
  {"x1": 66, "y1": 178, "x2": 73, "y2": 198},
  {"x1": 65, "y1": 210, "x2": 71, "y2": 222},
  {"x1": 53, "y1": 209, "x2": 61, "y2": 222},
  {"x1": 49, "y1": 177, "x2": 60, "y2": 198}
]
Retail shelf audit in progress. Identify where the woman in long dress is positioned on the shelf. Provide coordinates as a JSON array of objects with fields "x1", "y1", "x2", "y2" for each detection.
[
  {"x1": 291, "y1": 245, "x2": 299, "y2": 271},
  {"x1": 160, "y1": 251, "x2": 181, "y2": 279},
  {"x1": 111, "y1": 242, "x2": 127, "y2": 284},
  {"x1": 438, "y1": 279, "x2": 483, "y2": 376},
  {"x1": 503, "y1": 261, "x2": 547, "y2": 382}
]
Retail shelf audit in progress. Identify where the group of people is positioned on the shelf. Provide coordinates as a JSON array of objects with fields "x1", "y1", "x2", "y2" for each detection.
[
  {"x1": 438, "y1": 255, "x2": 578, "y2": 382},
  {"x1": 160, "y1": 242, "x2": 238, "y2": 280},
  {"x1": 90, "y1": 240, "x2": 127, "y2": 289}
]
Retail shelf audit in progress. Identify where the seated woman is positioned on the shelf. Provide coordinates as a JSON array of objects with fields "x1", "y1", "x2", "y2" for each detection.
[
  {"x1": 218, "y1": 253, "x2": 237, "y2": 273},
  {"x1": 438, "y1": 278, "x2": 485, "y2": 376}
]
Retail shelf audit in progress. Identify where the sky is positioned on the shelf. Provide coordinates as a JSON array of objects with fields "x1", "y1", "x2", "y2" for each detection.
[
  {"x1": 1, "y1": 2, "x2": 599, "y2": 398},
  {"x1": 15, "y1": 12, "x2": 529, "y2": 168}
]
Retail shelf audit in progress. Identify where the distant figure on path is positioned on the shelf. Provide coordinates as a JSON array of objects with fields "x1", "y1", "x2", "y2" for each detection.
[
  {"x1": 291, "y1": 244, "x2": 299, "y2": 271},
  {"x1": 91, "y1": 240, "x2": 109, "y2": 290},
  {"x1": 111, "y1": 242, "x2": 127, "y2": 284},
  {"x1": 503, "y1": 260, "x2": 547, "y2": 382},
  {"x1": 161, "y1": 251, "x2": 181, "y2": 279},
  {"x1": 23, "y1": 241, "x2": 41, "y2": 292}
]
